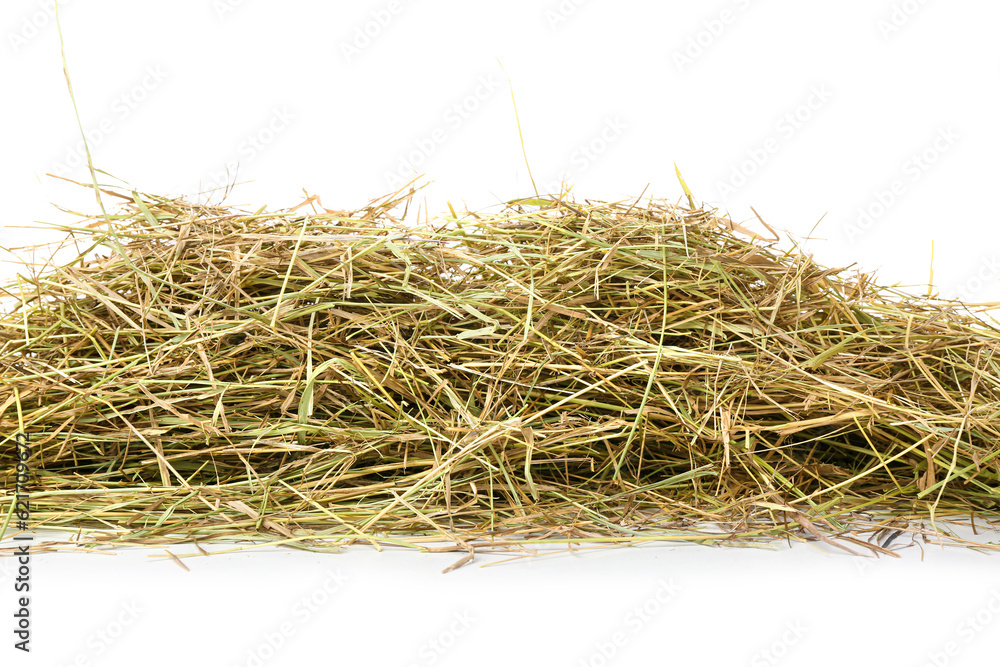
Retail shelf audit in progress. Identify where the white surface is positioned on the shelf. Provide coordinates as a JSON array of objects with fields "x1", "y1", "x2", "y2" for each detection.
[
  {"x1": 3, "y1": 1, "x2": 1000, "y2": 664},
  {"x1": 7, "y1": 530, "x2": 1000, "y2": 667}
]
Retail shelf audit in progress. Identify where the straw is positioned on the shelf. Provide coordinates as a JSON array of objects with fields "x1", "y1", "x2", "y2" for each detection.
[{"x1": 2, "y1": 183, "x2": 999, "y2": 562}]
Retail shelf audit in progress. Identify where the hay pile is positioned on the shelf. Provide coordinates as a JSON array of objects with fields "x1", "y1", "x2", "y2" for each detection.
[{"x1": 2, "y1": 185, "x2": 999, "y2": 560}]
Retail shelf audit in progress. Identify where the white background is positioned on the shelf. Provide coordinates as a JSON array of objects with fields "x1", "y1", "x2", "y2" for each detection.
[{"x1": 3, "y1": 1, "x2": 1000, "y2": 665}]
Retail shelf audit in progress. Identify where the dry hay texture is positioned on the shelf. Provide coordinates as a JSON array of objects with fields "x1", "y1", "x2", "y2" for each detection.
[{"x1": 3, "y1": 185, "x2": 1000, "y2": 560}]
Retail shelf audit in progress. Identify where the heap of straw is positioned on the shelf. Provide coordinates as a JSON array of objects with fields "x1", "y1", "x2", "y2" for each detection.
[{"x1": 2, "y1": 184, "x2": 999, "y2": 562}]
